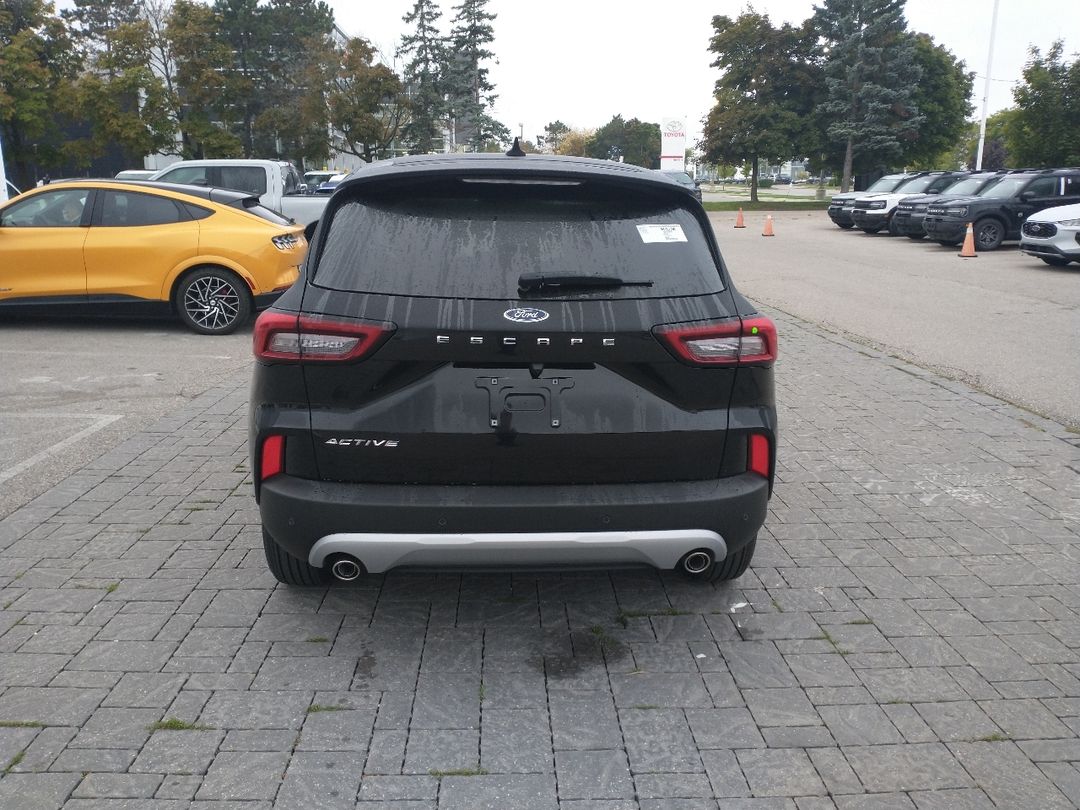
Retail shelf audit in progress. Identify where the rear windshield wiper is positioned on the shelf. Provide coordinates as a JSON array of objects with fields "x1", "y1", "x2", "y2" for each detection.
[{"x1": 518, "y1": 273, "x2": 654, "y2": 294}]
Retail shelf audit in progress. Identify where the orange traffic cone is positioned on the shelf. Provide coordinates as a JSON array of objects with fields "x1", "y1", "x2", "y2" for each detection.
[
  {"x1": 734, "y1": 208, "x2": 746, "y2": 229},
  {"x1": 762, "y1": 214, "x2": 775, "y2": 237},
  {"x1": 959, "y1": 223, "x2": 977, "y2": 258}
]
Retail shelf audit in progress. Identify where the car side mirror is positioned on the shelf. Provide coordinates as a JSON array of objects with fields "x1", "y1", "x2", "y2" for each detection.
[
  {"x1": 298, "y1": 184, "x2": 309, "y2": 195},
  {"x1": 1020, "y1": 190, "x2": 1036, "y2": 200}
]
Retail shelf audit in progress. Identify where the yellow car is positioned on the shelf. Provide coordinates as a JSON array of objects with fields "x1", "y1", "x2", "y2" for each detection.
[{"x1": 0, "y1": 180, "x2": 306, "y2": 334}]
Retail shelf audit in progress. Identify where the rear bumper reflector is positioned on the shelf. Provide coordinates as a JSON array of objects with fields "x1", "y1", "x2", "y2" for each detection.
[
  {"x1": 748, "y1": 434, "x2": 770, "y2": 479},
  {"x1": 260, "y1": 435, "x2": 285, "y2": 481}
]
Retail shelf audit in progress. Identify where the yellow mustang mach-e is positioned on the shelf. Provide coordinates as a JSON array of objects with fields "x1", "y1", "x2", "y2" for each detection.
[{"x1": 0, "y1": 180, "x2": 306, "y2": 334}]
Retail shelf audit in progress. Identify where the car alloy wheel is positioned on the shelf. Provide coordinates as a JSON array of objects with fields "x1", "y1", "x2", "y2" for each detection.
[
  {"x1": 974, "y1": 219, "x2": 1005, "y2": 251},
  {"x1": 176, "y1": 268, "x2": 252, "y2": 335}
]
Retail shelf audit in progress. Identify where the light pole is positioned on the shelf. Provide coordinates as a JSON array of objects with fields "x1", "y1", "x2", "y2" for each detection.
[
  {"x1": 0, "y1": 131, "x2": 9, "y2": 202},
  {"x1": 975, "y1": 0, "x2": 1001, "y2": 171}
]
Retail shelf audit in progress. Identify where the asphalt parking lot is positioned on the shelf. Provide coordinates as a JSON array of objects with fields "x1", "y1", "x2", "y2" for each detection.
[{"x1": 0, "y1": 216, "x2": 1078, "y2": 808}]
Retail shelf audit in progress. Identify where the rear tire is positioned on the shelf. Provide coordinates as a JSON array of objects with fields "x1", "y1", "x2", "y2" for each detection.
[
  {"x1": 262, "y1": 529, "x2": 328, "y2": 586},
  {"x1": 175, "y1": 267, "x2": 252, "y2": 335},
  {"x1": 681, "y1": 538, "x2": 757, "y2": 582}
]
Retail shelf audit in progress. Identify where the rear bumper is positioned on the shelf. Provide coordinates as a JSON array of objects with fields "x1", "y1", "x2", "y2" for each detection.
[
  {"x1": 310, "y1": 529, "x2": 727, "y2": 573},
  {"x1": 259, "y1": 473, "x2": 769, "y2": 572}
]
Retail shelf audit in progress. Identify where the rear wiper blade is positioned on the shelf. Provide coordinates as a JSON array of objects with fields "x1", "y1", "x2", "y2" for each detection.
[{"x1": 518, "y1": 273, "x2": 654, "y2": 294}]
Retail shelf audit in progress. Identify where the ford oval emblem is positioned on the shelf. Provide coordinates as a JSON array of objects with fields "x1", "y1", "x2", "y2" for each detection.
[{"x1": 503, "y1": 307, "x2": 549, "y2": 324}]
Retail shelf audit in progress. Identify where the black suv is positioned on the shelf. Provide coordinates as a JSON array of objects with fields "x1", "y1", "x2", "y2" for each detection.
[
  {"x1": 250, "y1": 151, "x2": 776, "y2": 586},
  {"x1": 922, "y1": 168, "x2": 1080, "y2": 249},
  {"x1": 892, "y1": 172, "x2": 1006, "y2": 239}
]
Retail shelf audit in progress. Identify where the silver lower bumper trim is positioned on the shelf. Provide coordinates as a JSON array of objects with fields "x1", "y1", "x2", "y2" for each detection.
[{"x1": 308, "y1": 529, "x2": 727, "y2": 574}]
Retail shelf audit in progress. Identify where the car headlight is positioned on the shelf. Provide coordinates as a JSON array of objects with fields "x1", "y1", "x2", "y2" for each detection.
[
  {"x1": 272, "y1": 233, "x2": 302, "y2": 250},
  {"x1": 1058, "y1": 218, "x2": 1080, "y2": 227},
  {"x1": 868, "y1": 200, "x2": 887, "y2": 210},
  {"x1": 950, "y1": 207, "x2": 968, "y2": 218}
]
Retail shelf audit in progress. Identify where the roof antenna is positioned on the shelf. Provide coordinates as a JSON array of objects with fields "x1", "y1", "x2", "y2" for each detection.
[{"x1": 506, "y1": 137, "x2": 526, "y2": 157}]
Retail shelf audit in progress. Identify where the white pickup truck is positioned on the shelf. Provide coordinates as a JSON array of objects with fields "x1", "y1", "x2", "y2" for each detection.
[{"x1": 149, "y1": 159, "x2": 330, "y2": 225}]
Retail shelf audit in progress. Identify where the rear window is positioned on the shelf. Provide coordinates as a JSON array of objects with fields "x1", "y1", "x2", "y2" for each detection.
[
  {"x1": 234, "y1": 198, "x2": 292, "y2": 225},
  {"x1": 313, "y1": 182, "x2": 723, "y2": 299}
]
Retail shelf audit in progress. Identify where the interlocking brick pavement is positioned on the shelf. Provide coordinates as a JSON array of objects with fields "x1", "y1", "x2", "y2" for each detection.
[{"x1": 0, "y1": 309, "x2": 1078, "y2": 809}]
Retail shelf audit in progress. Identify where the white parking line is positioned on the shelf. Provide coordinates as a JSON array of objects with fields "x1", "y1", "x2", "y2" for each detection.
[{"x1": 0, "y1": 413, "x2": 124, "y2": 485}]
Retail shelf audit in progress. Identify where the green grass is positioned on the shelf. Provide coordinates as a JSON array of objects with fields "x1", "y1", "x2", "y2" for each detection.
[
  {"x1": 306, "y1": 636, "x2": 329, "y2": 643},
  {"x1": 704, "y1": 200, "x2": 830, "y2": 212},
  {"x1": 845, "y1": 619, "x2": 874, "y2": 625},
  {"x1": 4, "y1": 750, "x2": 24, "y2": 775},
  {"x1": 0, "y1": 721, "x2": 43, "y2": 728},
  {"x1": 974, "y1": 733, "x2": 1009, "y2": 742},
  {"x1": 149, "y1": 717, "x2": 213, "y2": 731},
  {"x1": 307, "y1": 704, "x2": 346, "y2": 714},
  {"x1": 105, "y1": 582, "x2": 119, "y2": 594}
]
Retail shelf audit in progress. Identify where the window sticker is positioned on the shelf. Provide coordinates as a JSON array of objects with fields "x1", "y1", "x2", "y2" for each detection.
[{"x1": 637, "y1": 224, "x2": 687, "y2": 243}]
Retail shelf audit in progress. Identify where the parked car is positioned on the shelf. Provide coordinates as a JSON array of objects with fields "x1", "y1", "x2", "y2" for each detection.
[
  {"x1": 302, "y1": 170, "x2": 337, "y2": 193},
  {"x1": 313, "y1": 172, "x2": 349, "y2": 195},
  {"x1": 149, "y1": 159, "x2": 328, "y2": 225},
  {"x1": 923, "y1": 168, "x2": 1080, "y2": 250},
  {"x1": 892, "y1": 172, "x2": 1006, "y2": 239},
  {"x1": 1019, "y1": 201, "x2": 1080, "y2": 266},
  {"x1": 250, "y1": 151, "x2": 776, "y2": 586},
  {"x1": 850, "y1": 171, "x2": 969, "y2": 235},
  {"x1": 114, "y1": 169, "x2": 156, "y2": 181},
  {"x1": 656, "y1": 169, "x2": 703, "y2": 202},
  {"x1": 827, "y1": 173, "x2": 923, "y2": 229},
  {"x1": 0, "y1": 180, "x2": 306, "y2": 334}
]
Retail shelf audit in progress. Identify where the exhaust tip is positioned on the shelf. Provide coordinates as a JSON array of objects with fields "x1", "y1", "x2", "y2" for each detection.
[
  {"x1": 682, "y1": 550, "x2": 714, "y2": 575},
  {"x1": 330, "y1": 556, "x2": 363, "y2": 582}
]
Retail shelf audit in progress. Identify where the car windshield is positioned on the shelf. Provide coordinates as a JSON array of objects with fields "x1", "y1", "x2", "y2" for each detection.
[
  {"x1": 943, "y1": 176, "x2": 992, "y2": 196},
  {"x1": 978, "y1": 177, "x2": 1031, "y2": 198},
  {"x1": 662, "y1": 172, "x2": 695, "y2": 188},
  {"x1": 892, "y1": 175, "x2": 937, "y2": 194},
  {"x1": 865, "y1": 175, "x2": 907, "y2": 193},
  {"x1": 314, "y1": 182, "x2": 723, "y2": 299}
]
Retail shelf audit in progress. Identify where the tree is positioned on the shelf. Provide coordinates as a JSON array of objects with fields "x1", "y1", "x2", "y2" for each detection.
[
  {"x1": 703, "y1": 11, "x2": 821, "y2": 202},
  {"x1": 397, "y1": 0, "x2": 445, "y2": 153},
  {"x1": 555, "y1": 127, "x2": 591, "y2": 157},
  {"x1": 328, "y1": 37, "x2": 407, "y2": 162},
  {"x1": 167, "y1": 0, "x2": 244, "y2": 157},
  {"x1": 0, "y1": 0, "x2": 82, "y2": 187},
  {"x1": 813, "y1": 0, "x2": 923, "y2": 191},
  {"x1": 542, "y1": 120, "x2": 569, "y2": 153},
  {"x1": 585, "y1": 115, "x2": 659, "y2": 168},
  {"x1": 1004, "y1": 41, "x2": 1080, "y2": 167},
  {"x1": 902, "y1": 33, "x2": 973, "y2": 168},
  {"x1": 445, "y1": 0, "x2": 507, "y2": 150}
]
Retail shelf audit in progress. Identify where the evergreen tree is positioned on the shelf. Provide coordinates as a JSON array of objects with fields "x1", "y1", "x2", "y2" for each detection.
[
  {"x1": 445, "y1": 0, "x2": 507, "y2": 150},
  {"x1": 813, "y1": 0, "x2": 922, "y2": 191},
  {"x1": 397, "y1": 0, "x2": 445, "y2": 153}
]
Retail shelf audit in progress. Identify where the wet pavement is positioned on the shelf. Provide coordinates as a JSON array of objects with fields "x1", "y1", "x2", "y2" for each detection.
[{"x1": 0, "y1": 309, "x2": 1078, "y2": 809}]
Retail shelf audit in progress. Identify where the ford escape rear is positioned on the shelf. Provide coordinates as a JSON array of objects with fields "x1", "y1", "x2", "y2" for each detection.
[{"x1": 250, "y1": 149, "x2": 777, "y2": 585}]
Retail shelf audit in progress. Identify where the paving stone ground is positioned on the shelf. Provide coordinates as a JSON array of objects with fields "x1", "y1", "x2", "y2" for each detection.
[{"x1": 1, "y1": 309, "x2": 1078, "y2": 809}]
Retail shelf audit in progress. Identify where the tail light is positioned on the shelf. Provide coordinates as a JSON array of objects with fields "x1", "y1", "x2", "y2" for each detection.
[
  {"x1": 260, "y1": 434, "x2": 285, "y2": 481},
  {"x1": 654, "y1": 315, "x2": 777, "y2": 366},
  {"x1": 253, "y1": 311, "x2": 395, "y2": 362},
  {"x1": 747, "y1": 434, "x2": 771, "y2": 479}
]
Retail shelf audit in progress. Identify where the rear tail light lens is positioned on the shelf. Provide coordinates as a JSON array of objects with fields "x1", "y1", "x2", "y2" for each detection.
[
  {"x1": 655, "y1": 316, "x2": 777, "y2": 366},
  {"x1": 747, "y1": 434, "x2": 771, "y2": 479},
  {"x1": 260, "y1": 435, "x2": 285, "y2": 481},
  {"x1": 253, "y1": 311, "x2": 395, "y2": 362}
]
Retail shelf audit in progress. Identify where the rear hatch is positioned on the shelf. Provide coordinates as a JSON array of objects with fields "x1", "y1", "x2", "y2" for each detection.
[{"x1": 292, "y1": 171, "x2": 749, "y2": 485}]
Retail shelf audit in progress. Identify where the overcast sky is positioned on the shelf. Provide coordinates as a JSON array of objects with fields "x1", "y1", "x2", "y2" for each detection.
[{"x1": 328, "y1": 0, "x2": 1080, "y2": 148}]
